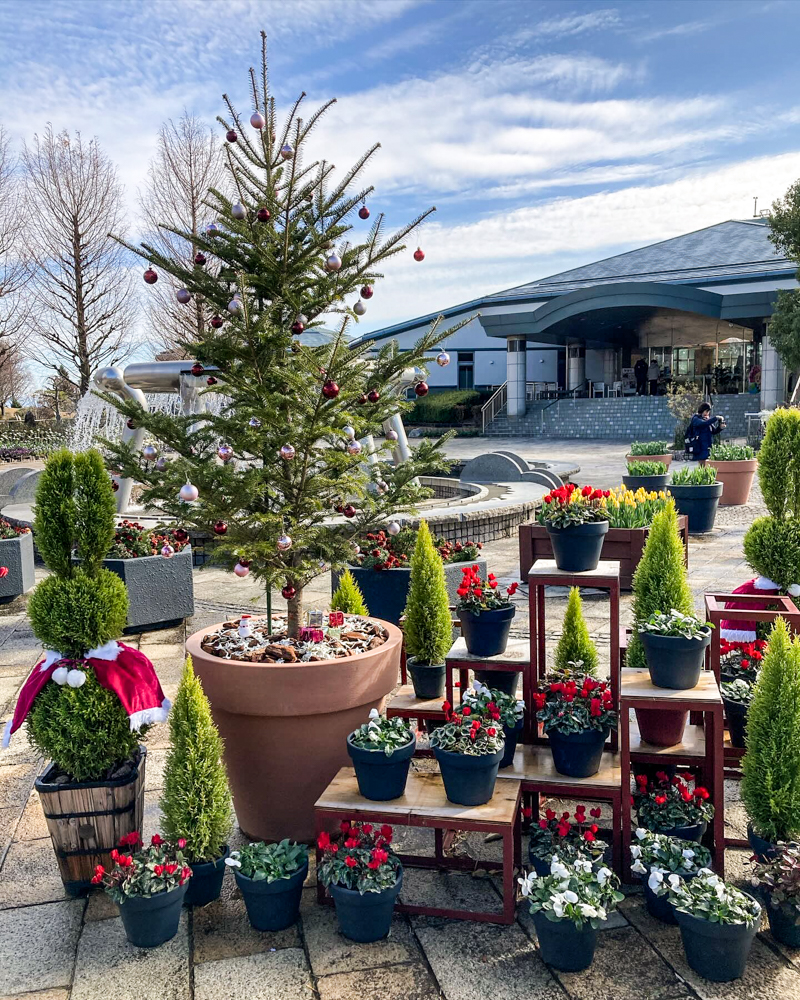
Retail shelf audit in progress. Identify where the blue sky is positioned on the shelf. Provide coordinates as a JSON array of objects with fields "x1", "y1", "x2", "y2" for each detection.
[{"x1": 2, "y1": 0, "x2": 800, "y2": 336}]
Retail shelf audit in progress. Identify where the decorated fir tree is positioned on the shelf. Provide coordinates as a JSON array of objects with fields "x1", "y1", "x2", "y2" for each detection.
[
  {"x1": 554, "y1": 587, "x2": 598, "y2": 676},
  {"x1": 330, "y1": 568, "x2": 369, "y2": 615},
  {"x1": 102, "y1": 34, "x2": 465, "y2": 637},
  {"x1": 403, "y1": 520, "x2": 453, "y2": 666}
]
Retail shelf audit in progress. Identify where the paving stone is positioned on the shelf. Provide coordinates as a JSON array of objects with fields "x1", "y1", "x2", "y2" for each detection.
[
  {"x1": 0, "y1": 724, "x2": 43, "y2": 766},
  {"x1": 84, "y1": 890, "x2": 119, "y2": 921},
  {"x1": 142, "y1": 788, "x2": 163, "y2": 842},
  {"x1": 146, "y1": 648, "x2": 187, "y2": 687},
  {"x1": 316, "y1": 960, "x2": 442, "y2": 1000},
  {"x1": 0, "y1": 806, "x2": 18, "y2": 854},
  {"x1": 139, "y1": 626, "x2": 186, "y2": 646},
  {"x1": 0, "y1": 675, "x2": 24, "y2": 714},
  {"x1": 71, "y1": 910, "x2": 190, "y2": 1000},
  {"x1": 144, "y1": 747, "x2": 168, "y2": 792},
  {"x1": 0, "y1": 990, "x2": 70, "y2": 1000},
  {"x1": 0, "y1": 643, "x2": 41, "y2": 674},
  {"x1": 193, "y1": 949, "x2": 311, "y2": 1000},
  {"x1": 0, "y1": 899, "x2": 84, "y2": 993},
  {"x1": 0, "y1": 838, "x2": 68, "y2": 908},
  {"x1": 0, "y1": 762, "x2": 36, "y2": 812},
  {"x1": 14, "y1": 789, "x2": 49, "y2": 841},
  {"x1": 400, "y1": 867, "x2": 505, "y2": 919},
  {"x1": 193, "y1": 895, "x2": 300, "y2": 964}
]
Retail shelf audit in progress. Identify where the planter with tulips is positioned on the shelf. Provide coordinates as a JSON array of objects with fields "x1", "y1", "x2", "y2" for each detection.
[
  {"x1": 461, "y1": 680, "x2": 524, "y2": 768},
  {"x1": 455, "y1": 566, "x2": 518, "y2": 660},
  {"x1": 225, "y1": 839, "x2": 308, "y2": 931},
  {"x1": 347, "y1": 710, "x2": 415, "y2": 801},
  {"x1": 629, "y1": 828, "x2": 712, "y2": 923},
  {"x1": 430, "y1": 702, "x2": 505, "y2": 805},
  {"x1": 528, "y1": 804, "x2": 608, "y2": 876},
  {"x1": 533, "y1": 667, "x2": 616, "y2": 778},
  {"x1": 634, "y1": 772, "x2": 714, "y2": 841},
  {"x1": 538, "y1": 484, "x2": 610, "y2": 573}
]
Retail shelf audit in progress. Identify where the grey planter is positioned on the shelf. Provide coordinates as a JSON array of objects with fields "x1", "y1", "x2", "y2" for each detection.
[{"x1": 0, "y1": 531, "x2": 35, "y2": 604}]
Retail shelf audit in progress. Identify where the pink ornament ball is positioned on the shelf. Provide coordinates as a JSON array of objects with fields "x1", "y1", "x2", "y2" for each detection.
[{"x1": 233, "y1": 561, "x2": 250, "y2": 578}]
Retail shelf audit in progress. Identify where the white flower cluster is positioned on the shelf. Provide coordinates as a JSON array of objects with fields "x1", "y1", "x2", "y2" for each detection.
[{"x1": 518, "y1": 855, "x2": 617, "y2": 924}]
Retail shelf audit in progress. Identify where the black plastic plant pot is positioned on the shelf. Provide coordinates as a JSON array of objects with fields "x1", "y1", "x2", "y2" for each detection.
[
  {"x1": 474, "y1": 669, "x2": 519, "y2": 696},
  {"x1": 643, "y1": 869, "x2": 698, "y2": 924},
  {"x1": 656, "y1": 821, "x2": 707, "y2": 843},
  {"x1": 184, "y1": 845, "x2": 229, "y2": 907},
  {"x1": 640, "y1": 631, "x2": 711, "y2": 690},
  {"x1": 527, "y1": 851, "x2": 552, "y2": 878},
  {"x1": 347, "y1": 733, "x2": 416, "y2": 801},
  {"x1": 766, "y1": 898, "x2": 800, "y2": 947},
  {"x1": 234, "y1": 860, "x2": 308, "y2": 931},
  {"x1": 668, "y1": 482, "x2": 724, "y2": 534},
  {"x1": 459, "y1": 605, "x2": 516, "y2": 658},
  {"x1": 747, "y1": 824, "x2": 778, "y2": 861},
  {"x1": 500, "y1": 719, "x2": 523, "y2": 768},
  {"x1": 433, "y1": 745, "x2": 504, "y2": 805},
  {"x1": 723, "y1": 697, "x2": 748, "y2": 749},
  {"x1": 532, "y1": 910, "x2": 598, "y2": 972},
  {"x1": 622, "y1": 474, "x2": 669, "y2": 493},
  {"x1": 546, "y1": 520, "x2": 610, "y2": 573},
  {"x1": 547, "y1": 727, "x2": 608, "y2": 778},
  {"x1": 674, "y1": 904, "x2": 759, "y2": 982},
  {"x1": 118, "y1": 881, "x2": 188, "y2": 948},
  {"x1": 406, "y1": 658, "x2": 446, "y2": 700},
  {"x1": 329, "y1": 868, "x2": 403, "y2": 942}
]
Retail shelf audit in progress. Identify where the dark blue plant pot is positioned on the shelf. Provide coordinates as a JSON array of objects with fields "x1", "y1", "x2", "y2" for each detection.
[
  {"x1": 546, "y1": 520, "x2": 609, "y2": 573},
  {"x1": 527, "y1": 851, "x2": 552, "y2": 878},
  {"x1": 474, "y1": 670, "x2": 519, "y2": 696},
  {"x1": 622, "y1": 473, "x2": 669, "y2": 493},
  {"x1": 329, "y1": 868, "x2": 402, "y2": 942},
  {"x1": 674, "y1": 902, "x2": 759, "y2": 981},
  {"x1": 643, "y1": 868, "x2": 698, "y2": 924},
  {"x1": 656, "y1": 821, "x2": 707, "y2": 843},
  {"x1": 118, "y1": 881, "x2": 188, "y2": 948},
  {"x1": 532, "y1": 910, "x2": 598, "y2": 971},
  {"x1": 747, "y1": 824, "x2": 778, "y2": 861},
  {"x1": 433, "y1": 745, "x2": 504, "y2": 805},
  {"x1": 185, "y1": 845, "x2": 229, "y2": 907},
  {"x1": 640, "y1": 631, "x2": 711, "y2": 690},
  {"x1": 723, "y1": 697, "x2": 748, "y2": 749},
  {"x1": 234, "y1": 860, "x2": 308, "y2": 931},
  {"x1": 407, "y1": 658, "x2": 446, "y2": 700},
  {"x1": 668, "y1": 483, "x2": 724, "y2": 534},
  {"x1": 547, "y1": 727, "x2": 609, "y2": 778},
  {"x1": 766, "y1": 898, "x2": 800, "y2": 947},
  {"x1": 500, "y1": 718, "x2": 523, "y2": 768},
  {"x1": 458, "y1": 605, "x2": 516, "y2": 658},
  {"x1": 347, "y1": 733, "x2": 416, "y2": 801}
]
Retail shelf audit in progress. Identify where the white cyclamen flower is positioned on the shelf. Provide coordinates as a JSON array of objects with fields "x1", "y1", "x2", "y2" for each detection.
[
  {"x1": 518, "y1": 874, "x2": 534, "y2": 897},
  {"x1": 667, "y1": 874, "x2": 682, "y2": 889},
  {"x1": 596, "y1": 867, "x2": 612, "y2": 885},
  {"x1": 368, "y1": 708, "x2": 380, "y2": 720},
  {"x1": 648, "y1": 870, "x2": 664, "y2": 891},
  {"x1": 224, "y1": 857, "x2": 242, "y2": 868},
  {"x1": 682, "y1": 848, "x2": 695, "y2": 859},
  {"x1": 574, "y1": 857, "x2": 592, "y2": 874},
  {"x1": 563, "y1": 890, "x2": 579, "y2": 904},
  {"x1": 550, "y1": 859, "x2": 570, "y2": 879},
  {"x1": 631, "y1": 859, "x2": 647, "y2": 875},
  {"x1": 630, "y1": 845, "x2": 642, "y2": 859},
  {"x1": 578, "y1": 903, "x2": 598, "y2": 918},
  {"x1": 635, "y1": 828, "x2": 647, "y2": 840}
]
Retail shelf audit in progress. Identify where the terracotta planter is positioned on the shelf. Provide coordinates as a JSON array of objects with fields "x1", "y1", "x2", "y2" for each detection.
[
  {"x1": 707, "y1": 458, "x2": 758, "y2": 506},
  {"x1": 626, "y1": 453, "x2": 672, "y2": 469},
  {"x1": 634, "y1": 707, "x2": 688, "y2": 747},
  {"x1": 186, "y1": 615, "x2": 402, "y2": 842}
]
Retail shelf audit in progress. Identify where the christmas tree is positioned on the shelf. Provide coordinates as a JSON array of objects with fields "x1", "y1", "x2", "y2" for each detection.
[{"x1": 102, "y1": 33, "x2": 466, "y2": 637}]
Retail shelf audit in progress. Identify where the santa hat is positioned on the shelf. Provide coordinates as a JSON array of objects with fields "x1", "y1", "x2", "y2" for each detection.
[{"x1": 720, "y1": 577, "x2": 783, "y2": 642}]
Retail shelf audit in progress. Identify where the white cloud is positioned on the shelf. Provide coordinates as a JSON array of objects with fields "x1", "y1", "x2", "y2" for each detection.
[{"x1": 535, "y1": 8, "x2": 621, "y2": 37}]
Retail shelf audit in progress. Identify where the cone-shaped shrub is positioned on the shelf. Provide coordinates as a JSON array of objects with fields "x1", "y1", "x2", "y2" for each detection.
[
  {"x1": 758, "y1": 409, "x2": 800, "y2": 520},
  {"x1": 742, "y1": 618, "x2": 800, "y2": 843},
  {"x1": 554, "y1": 587, "x2": 598, "y2": 675},
  {"x1": 403, "y1": 520, "x2": 453, "y2": 665},
  {"x1": 160, "y1": 657, "x2": 232, "y2": 863},
  {"x1": 627, "y1": 501, "x2": 694, "y2": 672},
  {"x1": 330, "y1": 569, "x2": 369, "y2": 615}
]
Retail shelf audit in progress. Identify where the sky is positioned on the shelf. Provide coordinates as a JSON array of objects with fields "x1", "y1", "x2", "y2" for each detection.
[{"x1": 2, "y1": 0, "x2": 800, "y2": 342}]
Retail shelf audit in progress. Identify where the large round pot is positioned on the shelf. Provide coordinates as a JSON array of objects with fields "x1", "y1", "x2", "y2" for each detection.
[
  {"x1": 234, "y1": 860, "x2": 308, "y2": 931},
  {"x1": 627, "y1": 453, "x2": 672, "y2": 469},
  {"x1": 185, "y1": 845, "x2": 229, "y2": 907},
  {"x1": 546, "y1": 727, "x2": 608, "y2": 778},
  {"x1": 634, "y1": 707, "x2": 688, "y2": 747},
  {"x1": 531, "y1": 910, "x2": 598, "y2": 972},
  {"x1": 722, "y1": 697, "x2": 748, "y2": 749},
  {"x1": 747, "y1": 823, "x2": 778, "y2": 861},
  {"x1": 500, "y1": 718, "x2": 523, "y2": 768},
  {"x1": 640, "y1": 631, "x2": 711, "y2": 690},
  {"x1": 187, "y1": 615, "x2": 402, "y2": 842},
  {"x1": 474, "y1": 670, "x2": 518, "y2": 696},
  {"x1": 668, "y1": 482, "x2": 724, "y2": 533},
  {"x1": 765, "y1": 897, "x2": 800, "y2": 947},
  {"x1": 433, "y1": 745, "x2": 504, "y2": 805},
  {"x1": 546, "y1": 520, "x2": 609, "y2": 573},
  {"x1": 406, "y1": 658, "x2": 446, "y2": 700},
  {"x1": 346, "y1": 732, "x2": 416, "y2": 801},
  {"x1": 329, "y1": 868, "x2": 402, "y2": 942},
  {"x1": 458, "y1": 605, "x2": 515, "y2": 658},
  {"x1": 622, "y1": 474, "x2": 669, "y2": 493},
  {"x1": 707, "y1": 459, "x2": 758, "y2": 506},
  {"x1": 674, "y1": 902, "x2": 759, "y2": 982},
  {"x1": 643, "y1": 869, "x2": 698, "y2": 924},
  {"x1": 118, "y1": 881, "x2": 188, "y2": 948}
]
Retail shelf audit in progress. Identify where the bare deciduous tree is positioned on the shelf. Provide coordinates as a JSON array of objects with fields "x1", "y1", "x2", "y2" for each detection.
[
  {"x1": 0, "y1": 125, "x2": 30, "y2": 381},
  {"x1": 0, "y1": 350, "x2": 31, "y2": 416},
  {"x1": 139, "y1": 112, "x2": 224, "y2": 356},
  {"x1": 22, "y1": 126, "x2": 135, "y2": 395}
]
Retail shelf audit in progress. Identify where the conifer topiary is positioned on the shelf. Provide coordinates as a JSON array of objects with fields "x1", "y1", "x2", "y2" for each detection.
[
  {"x1": 160, "y1": 657, "x2": 232, "y2": 863},
  {"x1": 757, "y1": 408, "x2": 800, "y2": 520},
  {"x1": 403, "y1": 520, "x2": 453, "y2": 666},
  {"x1": 626, "y1": 501, "x2": 694, "y2": 672},
  {"x1": 554, "y1": 587, "x2": 598, "y2": 675},
  {"x1": 330, "y1": 569, "x2": 369, "y2": 616}
]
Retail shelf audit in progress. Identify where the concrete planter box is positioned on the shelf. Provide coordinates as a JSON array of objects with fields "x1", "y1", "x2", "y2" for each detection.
[
  {"x1": 331, "y1": 558, "x2": 488, "y2": 625},
  {"x1": 519, "y1": 518, "x2": 688, "y2": 591},
  {"x1": 0, "y1": 531, "x2": 35, "y2": 603}
]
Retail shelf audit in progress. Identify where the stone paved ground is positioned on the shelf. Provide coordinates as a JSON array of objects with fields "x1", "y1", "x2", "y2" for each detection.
[{"x1": 1, "y1": 440, "x2": 796, "y2": 1000}]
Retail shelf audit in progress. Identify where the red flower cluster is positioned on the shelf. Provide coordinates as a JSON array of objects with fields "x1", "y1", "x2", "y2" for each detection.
[
  {"x1": 635, "y1": 771, "x2": 714, "y2": 831},
  {"x1": 528, "y1": 803, "x2": 608, "y2": 862},
  {"x1": 317, "y1": 820, "x2": 400, "y2": 891},
  {"x1": 720, "y1": 638, "x2": 766, "y2": 684},
  {"x1": 538, "y1": 483, "x2": 611, "y2": 529},
  {"x1": 542, "y1": 483, "x2": 611, "y2": 504},
  {"x1": 356, "y1": 529, "x2": 482, "y2": 572},
  {"x1": 534, "y1": 673, "x2": 615, "y2": 734},
  {"x1": 456, "y1": 564, "x2": 518, "y2": 611},
  {"x1": 90, "y1": 832, "x2": 192, "y2": 897}
]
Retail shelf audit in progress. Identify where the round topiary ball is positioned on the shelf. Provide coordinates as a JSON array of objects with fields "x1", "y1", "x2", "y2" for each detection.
[{"x1": 743, "y1": 516, "x2": 800, "y2": 592}]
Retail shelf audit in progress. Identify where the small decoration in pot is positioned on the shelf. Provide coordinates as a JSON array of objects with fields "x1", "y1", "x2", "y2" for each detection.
[{"x1": 634, "y1": 771, "x2": 714, "y2": 840}]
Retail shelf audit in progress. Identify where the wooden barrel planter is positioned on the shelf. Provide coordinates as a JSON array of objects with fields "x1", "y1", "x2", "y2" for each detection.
[{"x1": 34, "y1": 747, "x2": 146, "y2": 896}]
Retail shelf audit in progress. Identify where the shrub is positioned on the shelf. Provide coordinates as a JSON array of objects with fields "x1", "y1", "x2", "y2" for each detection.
[
  {"x1": 226, "y1": 840, "x2": 307, "y2": 881},
  {"x1": 758, "y1": 409, "x2": 800, "y2": 519},
  {"x1": 627, "y1": 502, "x2": 694, "y2": 671},
  {"x1": 670, "y1": 465, "x2": 718, "y2": 486},
  {"x1": 403, "y1": 520, "x2": 453, "y2": 665},
  {"x1": 629, "y1": 441, "x2": 669, "y2": 456},
  {"x1": 330, "y1": 569, "x2": 369, "y2": 615},
  {"x1": 626, "y1": 461, "x2": 667, "y2": 476},
  {"x1": 743, "y1": 516, "x2": 800, "y2": 591},
  {"x1": 554, "y1": 587, "x2": 598, "y2": 675},
  {"x1": 709, "y1": 442, "x2": 755, "y2": 461},
  {"x1": 408, "y1": 389, "x2": 481, "y2": 425},
  {"x1": 160, "y1": 657, "x2": 232, "y2": 864},
  {"x1": 742, "y1": 618, "x2": 800, "y2": 842}
]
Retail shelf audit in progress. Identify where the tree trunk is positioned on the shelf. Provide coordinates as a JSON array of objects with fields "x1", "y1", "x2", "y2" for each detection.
[{"x1": 287, "y1": 587, "x2": 304, "y2": 639}]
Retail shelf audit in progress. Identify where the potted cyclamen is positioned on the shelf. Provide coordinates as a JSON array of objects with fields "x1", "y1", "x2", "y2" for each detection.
[
  {"x1": 430, "y1": 702, "x2": 505, "y2": 805},
  {"x1": 0, "y1": 517, "x2": 34, "y2": 603},
  {"x1": 629, "y1": 828, "x2": 712, "y2": 924},
  {"x1": 225, "y1": 840, "x2": 308, "y2": 931},
  {"x1": 347, "y1": 709, "x2": 415, "y2": 800},
  {"x1": 707, "y1": 442, "x2": 758, "y2": 506},
  {"x1": 638, "y1": 610, "x2": 713, "y2": 689},
  {"x1": 317, "y1": 820, "x2": 402, "y2": 942},
  {"x1": 720, "y1": 679, "x2": 752, "y2": 749},
  {"x1": 533, "y1": 668, "x2": 616, "y2": 778},
  {"x1": 92, "y1": 833, "x2": 192, "y2": 948},
  {"x1": 669, "y1": 465, "x2": 724, "y2": 534},
  {"x1": 720, "y1": 638, "x2": 763, "y2": 748},
  {"x1": 668, "y1": 869, "x2": 761, "y2": 982},
  {"x1": 456, "y1": 565, "x2": 518, "y2": 660},
  {"x1": 538, "y1": 484, "x2": 610, "y2": 573},
  {"x1": 519, "y1": 856, "x2": 624, "y2": 972},
  {"x1": 462, "y1": 680, "x2": 524, "y2": 768},
  {"x1": 634, "y1": 772, "x2": 714, "y2": 842},
  {"x1": 528, "y1": 804, "x2": 608, "y2": 877},
  {"x1": 750, "y1": 842, "x2": 800, "y2": 947}
]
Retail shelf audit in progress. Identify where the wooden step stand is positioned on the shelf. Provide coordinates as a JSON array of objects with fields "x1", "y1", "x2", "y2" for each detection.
[
  {"x1": 619, "y1": 668, "x2": 725, "y2": 879},
  {"x1": 314, "y1": 767, "x2": 522, "y2": 924}
]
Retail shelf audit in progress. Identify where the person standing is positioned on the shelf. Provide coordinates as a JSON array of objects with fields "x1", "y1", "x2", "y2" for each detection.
[
  {"x1": 685, "y1": 402, "x2": 725, "y2": 465},
  {"x1": 647, "y1": 358, "x2": 660, "y2": 396},
  {"x1": 634, "y1": 357, "x2": 648, "y2": 395}
]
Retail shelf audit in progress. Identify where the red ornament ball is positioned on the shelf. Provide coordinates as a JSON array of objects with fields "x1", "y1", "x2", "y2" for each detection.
[
  {"x1": 360, "y1": 285, "x2": 373, "y2": 299},
  {"x1": 358, "y1": 205, "x2": 370, "y2": 220},
  {"x1": 126, "y1": 418, "x2": 136, "y2": 430},
  {"x1": 291, "y1": 320, "x2": 304, "y2": 335},
  {"x1": 358, "y1": 393, "x2": 368, "y2": 405},
  {"x1": 413, "y1": 247, "x2": 425, "y2": 262},
  {"x1": 342, "y1": 504, "x2": 357, "y2": 518},
  {"x1": 321, "y1": 380, "x2": 340, "y2": 399},
  {"x1": 173, "y1": 528, "x2": 190, "y2": 544},
  {"x1": 281, "y1": 584, "x2": 296, "y2": 600},
  {"x1": 143, "y1": 268, "x2": 158, "y2": 284},
  {"x1": 226, "y1": 129, "x2": 238, "y2": 143},
  {"x1": 194, "y1": 252, "x2": 206, "y2": 266},
  {"x1": 210, "y1": 315, "x2": 223, "y2": 329},
  {"x1": 367, "y1": 389, "x2": 380, "y2": 403},
  {"x1": 213, "y1": 521, "x2": 228, "y2": 535},
  {"x1": 111, "y1": 480, "x2": 119, "y2": 492},
  {"x1": 190, "y1": 362, "x2": 204, "y2": 377},
  {"x1": 207, "y1": 376, "x2": 217, "y2": 386},
  {"x1": 256, "y1": 207, "x2": 270, "y2": 222},
  {"x1": 334, "y1": 503, "x2": 344, "y2": 513},
  {"x1": 414, "y1": 381, "x2": 429, "y2": 397}
]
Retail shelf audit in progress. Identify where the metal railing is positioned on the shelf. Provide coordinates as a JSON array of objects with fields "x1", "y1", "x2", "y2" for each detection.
[{"x1": 481, "y1": 382, "x2": 507, "y2": 433}]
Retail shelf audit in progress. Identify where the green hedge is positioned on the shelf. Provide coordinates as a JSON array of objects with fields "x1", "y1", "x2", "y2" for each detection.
[{"x1": 408, "y1": 390, "x2": 482, "y2": 425}]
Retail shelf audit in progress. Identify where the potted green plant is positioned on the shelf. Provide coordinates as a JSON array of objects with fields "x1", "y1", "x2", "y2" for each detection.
[
  {"x1": 742, "y1": 618, "x2": 800, "y2": 859},
  {"x1": 538, "y1": 484, "x2": 610, "y2": 572},
  {"x1": 92, "y1": 834, "x2": 192, "y2": 948},
  {"x1": 461, "y1": 680, "x2": 525, "y2": 768},
  {"x1": 403, "y1": 520, "x2": 454, "y2": 699},
  {"x1": 669, "y1": 465, "x2": 724, "y2": 533},
  {"x1": 528, "y1": 804, "x2": 608, "y2": 876},
  {"x1": 749, "y1": 842, "x2": 800, "y2": 947},
  {"x1": 629, "y1": 828, "x2": 712, "y2": 924},
  {"x1": 346, "y1": 709, "x2": 416, "y2": 800},
  {"x1": 623, "y1": 461, "x2": 669, "y2": 492},
  {"x1": 225, "y1": 839, "x2": 308, "y2": 931},
  {"x1": 160, "y1": 657, "x2": 232, "y2": 907},
  {"x1": 719, "y1": 639, "x2": 763, "y2": 748},
  {"x1": 668, "y1": 868, "x2": 761, "y2": 982},
  {"x1": 638, "y1": 610, "x2": 713, "y2": 689},
  {"x1": 317, "y1": 820, "x2": 402, "y2": 942},
  {"x1": 634, "y1": 772, "x2": 714, "y2": 841},
  {"x1": 626, "y1": 440, "x2": 672, "y2": 468},
  {"x1": 554, "y1": 587, "x2": 599, "y2": 676},
  {"x1": 330, "y1": 568, "x2": 369, "y2": 615},
  {"x1": 430, "y1": 702, "x2": 505, "y2": 804},
  {"x1": 0, "y1": 518, "x2": 34, "y2": 604},
  {"x1": 707, "y1": 442, "x2": 757, "y2": 506},
  {"x1": 455, "y1": 565, "x2": 518, "y2": 659},
  {"x1": 533, "y1": 667, "x2": 616, "y2": 778},
  {"x1": 519, "y1": 856, "x2": 624, "y2": 972},
  {"x1": 720, "y1": 678, "x2": 752, "y2": 749}
]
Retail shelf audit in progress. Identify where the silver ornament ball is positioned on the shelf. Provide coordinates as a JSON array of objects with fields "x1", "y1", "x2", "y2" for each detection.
[
  {"x1": 353, "y1": 300, "x2": 366, "y2": 316},
  {"x1": 206, "y1": 222, "x2": 219, "y2": 235},
  {"x1": 176, "y1": 288, "x2": 191, "y2": 304},
  {"x1": 386, "y1": 429, "x2": 399, "y2": 441},
  {"x1": 233, "y1": 561, "x2": 250, "y2": 578},
  {"x1": 142, "y1": 444, "x2": 158, "y2": 461},
  {"x1": 249, "y1": 416, "x2": 262, "y2": 428},
  {"x1": 280, "y1": 443, "x2": 296, "y2": 461},
  {"x1": 347, "y1": 440, "x2": 362, "y2": 456},
  {"x1": 161, "y1": 544, "x2": 175, "y2": 559},
  {"x1": 217, "y1": 445, "x2": 234, "y2": 462},
  {"x1": 231, "y1": 202, "x2": 246, "y2": 220},
  {"x1": 276, "y1": 533, "x2": 293, "y2": 552},
  {"x1": 155, "y1": 457, "x2": 168, "y2": 472},
  {"x1": 250, "y1": 112, "x2": 266, "y2": 129},
  {"x1": 228, "y1": 298, "x2": 242, "y2": 314},
  {"x1": 387, "y1": 521, "x2": 401, "y2": 536},
  {"x1": 436, "y1": 351, "x2": 451, "y2": 367},
  {"x1": 342, "y1": 425, "x2": 356, "y2": 439},
  {"x1": 280, "y1": 143, "x2": 294, "y2": 160},
  {"x1": 324, "y1": 253, "x2": 342, "y2": 272},
  {"x1": 350, "y1": 541, "x2": 360, "y2": 555},
  {"x1": 179, "y1": 483, "x2": 199, "y2": 502}
]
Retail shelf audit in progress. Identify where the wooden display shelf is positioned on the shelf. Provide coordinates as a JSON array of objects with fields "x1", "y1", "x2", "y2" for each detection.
[
  {"x1": 444, "y1": 636, "x2": 529, "y2": 710},
  {"x1": 386, "y1": 685, "x2": 456, "y2": 721},
  {"x1": 621, "y1": 668, "x2": 722, "y2": 706},
  {"x1": 629, "y1": 716, "x2": 706, "y2": 759},
  {"x1": 705, "y1": 592, "x2": 800, "y2": 684}
]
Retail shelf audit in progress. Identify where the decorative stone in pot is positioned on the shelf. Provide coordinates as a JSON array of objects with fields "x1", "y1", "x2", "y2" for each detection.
[
  {"x1": 433, "y1": 745, "x2": 504, "y2": 805},
  {"x1": 329, "y1": 868, "x2": 403, "y2": 942},
  {"x1": 669, "y1": 482, "x2": 724, "y2": 533},
  {"x1": 640, "y1": 630, "x2": 711, "y2": 689},
  {"x1": 234, "y1": 860, "x2": 308, "y2": 931},
  {"x1": 346, "y1": 731, "x2": 416, "y2": 801},
  {"x1": 546, "y1": 727, "x2": 609, "y2": 779},
  {"x1": 0, "y1": 528, "x2": 35, "y2": 604},
  {"x1": 118, "y1": 881, "x2": 189, "y2": 948},
  {"x1": 406, "y1": 657, "x2": 446, "y2": 700},
  {"x1": 531, "y1": 910, "x2": 598, "y2": 972},
  {"x1": 458, "y1": 605, "x2": 515, "y2": 658},
  {"x1": 546, "y1": 520, "x2": 609, "y2": 573}
]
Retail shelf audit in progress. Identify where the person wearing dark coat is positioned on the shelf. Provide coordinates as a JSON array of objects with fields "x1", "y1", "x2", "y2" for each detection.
[
  {"x1": 634, "y1": 358, "x2": 647, "y2": 395},
  {"x1": 686, "y1": 402, "x2": 724, "y2": 464}
]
